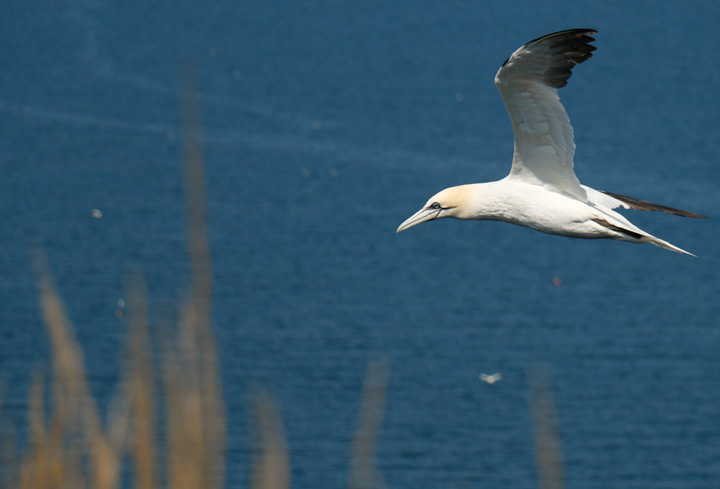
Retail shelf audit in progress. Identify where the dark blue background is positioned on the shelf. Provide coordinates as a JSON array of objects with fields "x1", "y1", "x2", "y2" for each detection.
[{"x1": 2, "y1": 1, "x2": 719, "y2": 487}]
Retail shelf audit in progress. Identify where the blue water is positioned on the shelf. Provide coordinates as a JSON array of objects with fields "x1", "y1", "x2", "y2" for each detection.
[{"x1": 2, "y1": 1, "x2": 720, "y2": 487}]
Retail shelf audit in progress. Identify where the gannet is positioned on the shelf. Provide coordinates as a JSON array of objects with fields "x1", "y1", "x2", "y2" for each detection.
[
  {"x1": 397, "y1": 29, "x2": 705, "y2": 255},
  {"x1": 479, "y1": 373, "x2": 503, "y2": 385}
]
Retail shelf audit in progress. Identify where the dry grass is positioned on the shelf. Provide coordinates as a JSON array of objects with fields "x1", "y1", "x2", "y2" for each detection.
[
  {"x1": 18, "y1": 252, "x2": 225, "y2": 489},
  {"x1": 528, "y1": 366, "x2": 565, "y2": 489},
  {"x1": 3, "y1": 71, "x2": 562, "y2": 489},
  {"x1": 10, "y1": 257, "x2": 388, "y2": 489},
  {"x1": 3, "y1": 71, "x2": 390, "y2": 489},
  {"x1": 4, "y1": 68, "x2": 230, "y2": 489}
]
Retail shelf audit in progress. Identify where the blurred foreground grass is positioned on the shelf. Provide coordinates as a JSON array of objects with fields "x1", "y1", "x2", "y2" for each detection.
[
  {"x1": 2, "y1": 75, "x2": 389, "y2": 489},
  {"x1": 3, "y1": 75, "x2": 562, "y2": 489},
  {"x1": 12, "y1": 251, "x2": 388, "y2": 489},
  {"x1": 18, "y1": 252, "x2": 226, "y2": 489}
]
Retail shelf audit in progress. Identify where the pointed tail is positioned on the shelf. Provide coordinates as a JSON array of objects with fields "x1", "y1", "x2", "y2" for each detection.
[{"x1": 647, "y1": 236, "x2": 696, "y2": 257}]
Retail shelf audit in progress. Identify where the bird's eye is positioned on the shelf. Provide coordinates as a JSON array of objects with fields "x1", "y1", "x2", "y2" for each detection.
[{"x1": 430, "y1": 202, "x2": 442, "y2": 210}]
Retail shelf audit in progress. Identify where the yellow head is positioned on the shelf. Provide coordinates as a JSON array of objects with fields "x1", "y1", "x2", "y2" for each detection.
[{"x1": 396, "y1": 185, "x2": 477, "y2": 233}]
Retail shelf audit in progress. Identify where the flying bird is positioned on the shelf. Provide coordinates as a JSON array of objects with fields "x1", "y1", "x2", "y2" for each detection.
[
  {"x1": 479, "y1": 373, "x2": 503, "y2": 385},
  {"x1": 397, "y1": 29, "x2": 705, "y2": 255}
]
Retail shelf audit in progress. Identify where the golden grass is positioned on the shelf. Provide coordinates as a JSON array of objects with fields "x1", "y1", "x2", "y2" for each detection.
[
  {"x1": 5, "y1": 70, "x2": 391, "y2": 489},
  {"x1": 5, "y1": 69, "x2": 563, "y2": 489},
  {"x1": 250, "y1": 391, "x2": 289, "y2": 489},
  {"x1": 348, "y1": 361, "x2": 388, "y2": 489},
  {"x1": 22, "y1": 252, "x2": 226, "y2": 489},
  {"x1": 528, "y1": 366, "x2": 565, "y2": 489},
  {"x1": 7, "y1": 68, "x2": 231, "y2": 489},
  {"x1": 13, "y1": 258, "x2": 388, "y2": 489},
  {"x1": 25, "y1": 251, "x2": 126, "y2": 489}
]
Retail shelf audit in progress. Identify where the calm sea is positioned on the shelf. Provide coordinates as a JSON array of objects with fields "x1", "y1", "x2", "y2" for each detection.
[{"x1": 2, "y1": 1, "x2": 720, "y2": 487}]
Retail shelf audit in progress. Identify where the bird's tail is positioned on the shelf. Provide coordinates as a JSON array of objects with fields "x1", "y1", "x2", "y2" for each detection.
[
  {"x1": 647, "y1": 236, "x2": 695, "y2": 257},
  {"x1": 591, "y1": 215, "x2": 696, "y2": 256}
]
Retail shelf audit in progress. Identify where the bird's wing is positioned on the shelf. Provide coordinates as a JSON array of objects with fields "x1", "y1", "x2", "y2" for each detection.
[
  {"x1": 583, "y1": 186, "x2": 630, "y2": 210},
  {"x1": 495, "y1": 29, "x2": 597, "y2": 201},
  {"x1": 584, "y1": 185, "x2": 707, "y2": 218}
]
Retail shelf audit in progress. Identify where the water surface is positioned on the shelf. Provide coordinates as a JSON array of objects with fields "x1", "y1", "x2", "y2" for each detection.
[{"x1": 2, "y1": 1, "x2": 720, "y2": 487}]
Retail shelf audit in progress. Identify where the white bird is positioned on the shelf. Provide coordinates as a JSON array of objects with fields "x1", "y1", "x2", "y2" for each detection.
[
  {"x1": 479, "y1": 373, "x2": 503, "y2": 385},
  {"x1": 397, "y1": 29, "x2": 705, "y2": 255}
]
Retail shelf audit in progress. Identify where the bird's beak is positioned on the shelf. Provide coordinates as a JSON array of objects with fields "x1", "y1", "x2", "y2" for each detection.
[{"x1": 396, "y1": 207, "x2": 441, "y2": 233}]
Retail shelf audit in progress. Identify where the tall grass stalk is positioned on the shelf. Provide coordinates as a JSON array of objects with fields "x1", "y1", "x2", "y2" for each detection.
[
  {"x1": 529, "y1": 366, "x2": 565, "y2": 489},
  {"x1": 5, "y1": 66, "x2": 565, "y2": 489},
  {"x1": 5, "y1": 72, "x2": 392, "y2": 489}
]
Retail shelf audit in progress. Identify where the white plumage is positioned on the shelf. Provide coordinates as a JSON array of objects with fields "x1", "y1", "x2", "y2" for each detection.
[
  {"x1": 479, "y1": 373, "x2": 503, "y2": 385},
  {"x1": 397, "y1": 29, "x2": 704, "y2": 255}
]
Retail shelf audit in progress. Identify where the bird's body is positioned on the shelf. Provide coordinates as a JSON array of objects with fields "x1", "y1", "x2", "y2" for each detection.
[
  {"x1": 397, "y1": 29, "x2": 704, "y2": 255},
  {"x1": 427, "y1": 179, "x2": 689, "y2": 252},
  {"x1": 479, "y1": 373, "x2": 503, "y2": 385}
]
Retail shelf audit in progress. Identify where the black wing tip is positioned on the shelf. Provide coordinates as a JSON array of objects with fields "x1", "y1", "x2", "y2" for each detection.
[
  {"x1": 501, "y1": 29, "x2": 598, "y2": 68},
  {"x1": 601, "y1": 191, "x2": 708, "y2": 219},
  {"x1": 528, "y1": 28, "x2": 598, "y2": 46},
  {"x1": 500, "y1": 29, "x2": 599, "y2": 85},
  {"x1": 536, "y1": 29, "x2": 598, "y2": 88}
]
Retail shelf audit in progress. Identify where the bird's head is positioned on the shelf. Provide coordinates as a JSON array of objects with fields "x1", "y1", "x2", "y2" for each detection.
[{"x1": 396, "y1": 185, "x2": 474, "y2": 233}]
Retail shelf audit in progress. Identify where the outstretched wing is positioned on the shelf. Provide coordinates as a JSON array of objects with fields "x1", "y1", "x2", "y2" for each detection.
[
  {"x1": 495, "y1": 29, "x2": 597, "y2": 200},
  {"x1": 584, "y1": 186, "x2": 707, "y2": 218}
]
